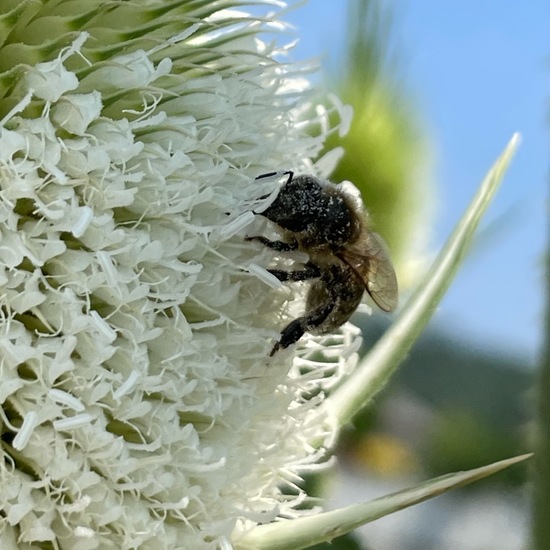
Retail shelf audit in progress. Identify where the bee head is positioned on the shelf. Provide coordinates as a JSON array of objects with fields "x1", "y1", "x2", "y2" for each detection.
[{"x1": 259, "y1": 174, "x2": 323, "y2": 232}]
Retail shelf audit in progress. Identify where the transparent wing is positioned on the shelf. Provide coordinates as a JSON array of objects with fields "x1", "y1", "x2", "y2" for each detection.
[{"x1": 337, "y1": 231, "x2": 398, "y2": 312}]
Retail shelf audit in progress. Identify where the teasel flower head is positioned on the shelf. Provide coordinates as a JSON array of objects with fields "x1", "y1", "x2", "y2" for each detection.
[{"x1": 0, "y1": 1, "x2": 357, "y2": 549}]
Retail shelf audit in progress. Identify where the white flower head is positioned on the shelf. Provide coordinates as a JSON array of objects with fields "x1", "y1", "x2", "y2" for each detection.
[{"x1": 0, "y1": 2, "x2": 357, "y2": 548}]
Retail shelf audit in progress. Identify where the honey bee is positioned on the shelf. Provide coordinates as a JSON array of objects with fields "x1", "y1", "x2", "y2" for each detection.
[{"x1": 248, "y1": 171, "x2": 398, "y2": 356}]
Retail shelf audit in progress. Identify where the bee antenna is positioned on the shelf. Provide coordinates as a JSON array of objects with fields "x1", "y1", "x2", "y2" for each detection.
[
  {"x1": 283, "y1": 171, "x2": 294, "y2": 184},
  {"x1": 255, "y1": 171, "x2": 278, "y2": 180}
]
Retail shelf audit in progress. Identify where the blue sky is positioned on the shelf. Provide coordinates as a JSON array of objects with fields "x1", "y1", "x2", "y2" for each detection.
[{"x1": 284, "y1": 2, "x2": 548, "y2": 362}]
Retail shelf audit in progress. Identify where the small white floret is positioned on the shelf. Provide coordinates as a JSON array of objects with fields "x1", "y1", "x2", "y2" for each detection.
[
  {"x1": 48, "y1": 389, "x2": 85, "y2": 412},
  {"x1": 247, "y1": 263, "x2": 283, "y2": 289},
  {"x1": 53, "y1": 414, "x2": 96, "y2": 431},
  {"x1": 12, "y1": 411, "x2": 39, "y2": 450},
  {"x1": 218, "y1": 211, "x2": 255, "y2": 240}
]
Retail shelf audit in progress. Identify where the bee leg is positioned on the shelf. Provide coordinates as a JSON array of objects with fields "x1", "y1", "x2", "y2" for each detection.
[
  {"x1": 268, "y1": 262, "x2": 320, "y2": 282},
  {"x1": 270, "y1": 300, "x2": 334, "y2": 356},
  {"x1": 245, "y1": 236, "x2": 298, "y2": 252},
  {"x1": 247, "y1": 236, "x2": 299, "y2": 252}
]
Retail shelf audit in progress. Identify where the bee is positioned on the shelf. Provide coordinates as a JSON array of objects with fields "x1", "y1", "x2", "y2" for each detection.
[{"x1": 247, "y1": 171, "x2": 398, "y2": 356}]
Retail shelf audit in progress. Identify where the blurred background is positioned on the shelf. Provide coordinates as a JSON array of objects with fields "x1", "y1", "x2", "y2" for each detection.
[{"x1": 282, "y1": 1, "x2": 547, "y2": 548}]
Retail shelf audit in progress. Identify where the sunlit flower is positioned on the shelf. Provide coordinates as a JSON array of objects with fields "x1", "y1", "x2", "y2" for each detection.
[{"x1": 0, "y1": 2, "x2": 357, "y2": 548}]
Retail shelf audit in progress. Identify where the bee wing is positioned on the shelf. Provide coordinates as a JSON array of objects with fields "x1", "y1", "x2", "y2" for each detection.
[{"x1": 337, "y1": 231, "x2": 398, "y2": 312}]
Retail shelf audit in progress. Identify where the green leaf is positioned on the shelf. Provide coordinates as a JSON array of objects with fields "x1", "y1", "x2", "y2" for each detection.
[
  {"x1": 235, "y1": 453, "x2": 531, "y2": 550},
  {"x1": 322, "y1": 134, "x2": 520, "y2": 428}
]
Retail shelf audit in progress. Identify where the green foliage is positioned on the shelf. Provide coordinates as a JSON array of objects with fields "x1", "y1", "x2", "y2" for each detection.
[
  {"x1": 532, "y1": 176, "x2": 550, "y2": 547},
  {"x1": 427, "y1": 409, "x2": 526, "y2": 485},
  {"x1": 323, "y1": 0, "x2": 430, "y2": 274},
  {"x1": 307, "y1": 533, "x2": 365, "y2": 550}
]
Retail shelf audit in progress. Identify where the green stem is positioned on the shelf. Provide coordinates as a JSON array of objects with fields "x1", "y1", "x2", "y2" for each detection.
[{"x1": 532, "y1": 178, "x2": 550, "y2": 547}]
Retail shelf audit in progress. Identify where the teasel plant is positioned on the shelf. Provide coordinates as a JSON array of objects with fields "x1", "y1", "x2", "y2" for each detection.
[{"x1": 0, "y1": 1, "x2": 527, "y2": 549}]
